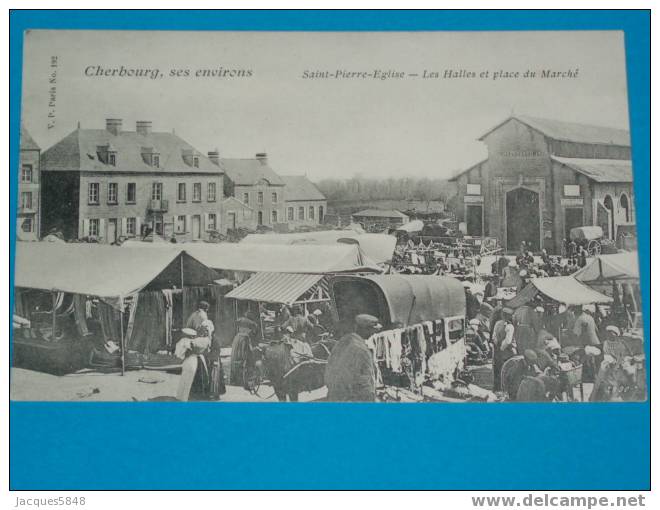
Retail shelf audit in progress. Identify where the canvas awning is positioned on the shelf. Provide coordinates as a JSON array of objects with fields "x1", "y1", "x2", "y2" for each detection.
[
  {"x1": 396, "y1": 220, "x2": 424, "y2": 233},
  {"x1": 14, "y1": 243, "x2": 219, "y2": 308},
  {"x1": 240, "y1": 231, "x2": 396, "y2": 264},
  {"x1": 507, "y1": 276, "x2": 613, "y2": 309},
  {"x1": 573, "y1": 251, "x2": 639, "y2": 284},
  {"x1": 181, "y1": 242, "x2": 381, "y2": 274},
  {"x1": 226, "y1": 272, "x2": 325, "y2": 305}
]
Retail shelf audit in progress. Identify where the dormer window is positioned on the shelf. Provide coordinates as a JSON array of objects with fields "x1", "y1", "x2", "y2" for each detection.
[
  {"x1": 182, "y1": 149, "x2": 199, "y2": 167},
  {"x1": 97, "y1": 144, "x2": 117, "y2": 166},
  {"x1": 193, "y1": 156, "x2": 200, "y2": 168},
  {"x1": 141, "y1": 147, "x2": 160, "y2": 167}
]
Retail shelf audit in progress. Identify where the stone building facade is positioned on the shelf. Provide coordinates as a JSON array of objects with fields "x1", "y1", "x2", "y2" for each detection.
[
  {"x1": 449, "y1": 115, "x2": 635, "y2": 254},
  {"x1": 18, "y1": 126, "x2": 41, "y2": 241},
  {"x1": 281, "y1": 175, "x2": 327, "y2": 228},
  {"x1": 40, "y1": 119, "x2": 224, "y2": 242}
]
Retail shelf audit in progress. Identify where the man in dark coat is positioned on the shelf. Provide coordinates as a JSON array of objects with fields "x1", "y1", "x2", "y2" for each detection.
[{"x1": 325, "y1": 314, "x2": 381, "y2": 402}]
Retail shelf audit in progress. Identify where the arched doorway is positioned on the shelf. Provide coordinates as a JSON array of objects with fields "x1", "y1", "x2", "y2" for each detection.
[
  {"x1": 506, "y1": 187, "x2": 540, "y2": 252},
  {"x1": 619, "y1": 193, "x2": 630, "y2": 222},
  {"x1": 603, "y1": 194, "x2": 615, "y2": 240}
]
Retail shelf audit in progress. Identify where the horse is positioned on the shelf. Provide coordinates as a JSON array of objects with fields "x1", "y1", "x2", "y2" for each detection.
[{"x1": 262, "y1": 338, "x2": 336, "y2": 401}]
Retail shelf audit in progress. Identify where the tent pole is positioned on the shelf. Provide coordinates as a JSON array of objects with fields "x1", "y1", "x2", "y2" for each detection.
[
  {"x1": 51, "y1": 291, "x2": 57, "y2": 340},
  {"x1": 180, "y1": 255, "x2": 184, "y2": 289},
  {"x1": 120, "y1": 305, "x2": 125, "y2": 376},
  {"x1": 258, "y1": 301, "x2": 265, "y2": 342}
]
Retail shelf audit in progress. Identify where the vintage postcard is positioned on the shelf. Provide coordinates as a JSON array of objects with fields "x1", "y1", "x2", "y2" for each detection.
[{"x1": 12, "y1": 29, "x2": 644, "y2": 403}]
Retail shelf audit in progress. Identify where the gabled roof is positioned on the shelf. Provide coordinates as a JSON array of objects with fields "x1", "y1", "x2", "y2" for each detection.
[
  {"x1": 448, "y1": 158, "x2": 488, "y2": 182},
  {"x1": 479, "y1": 115, "x2": 631, "y2": 147},
  {"x1": 281, "y1": 175, "x2": 326, "y2": 201},
  {"x1": 20, "y1": 125, "x2": 40, "y2": 151},
  {"x1": 41, "y1": 128, "x2": 222, "y2": 174},
  {"x1": 352, "y1": 209, "x2": 408, "y2": 219},
  {"x1": 551, "y1": 156, "x2": 633, "y2": 183},
  {"x1": 221, "y1": 158, "x2": 285, "y2": 186}
]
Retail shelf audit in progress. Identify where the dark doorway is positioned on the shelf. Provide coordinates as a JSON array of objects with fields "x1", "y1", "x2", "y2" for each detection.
[
  {"x1": 506, "y1": 187, "x2": 540, "y2": 252},
  {"x1": 466, "y1": 205, "x2": 483, "y2": 237},
  {"x1": 257, "y1": 211, "x2": 263, "y2": 225},
  {"x1": 564, "y1": 208, "x2": 584, "y2": 240},
  {"x1": 603, "y1": 195, "x2": 615, "y2": 240}
]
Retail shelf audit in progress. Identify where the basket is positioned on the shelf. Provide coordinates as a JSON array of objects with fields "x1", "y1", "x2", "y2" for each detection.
[{"x1": 560, "y1": 364, "x2": 583, "y2": 387}]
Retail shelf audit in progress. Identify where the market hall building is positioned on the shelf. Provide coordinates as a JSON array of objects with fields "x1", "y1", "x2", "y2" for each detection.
[{"x1": 449, "y1": 115, "x2": 635, "y2": 254}]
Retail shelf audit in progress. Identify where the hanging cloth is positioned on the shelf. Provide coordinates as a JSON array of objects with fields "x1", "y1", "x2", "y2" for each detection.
[
  {"x1": 162, "y1": 289, "x2": 174, "y2": 346},
  {"x1": 127, "y1": 291, "x2": 167, "y2": 354},
  {"x1": 124, "y1": 294, "x2": 140, "y2": 347},
  {"x1": 98, "y1": 301, "x2": 121, "y2": 342},
  {"x1": 73, "y1": 294, "x2": 90, "y2": 336}
]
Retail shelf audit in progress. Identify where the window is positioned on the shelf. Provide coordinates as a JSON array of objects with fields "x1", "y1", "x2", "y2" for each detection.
[
  {"x1": 177, "y1": 183, "x2": 187, "y2": 202},
  {"x1": 208, "y1": 213, "x2": 217, "y2": 230},
  {"x1": 620, "y1": 193, "x2": 631, "y2": 222},
  {"x1": 563, "y1": 184, "x2": 581, "y2": 197},
  {"x1": 21, "y1": 164, "x2": 33, "y2": 183},
  {"x1": 193, "y1": 183, "x2": 202, "y2": 202},
  {"x1": 298, "y1": 206, "x2": 305, "y2": 220},
  {"x1": 258, "y1": 192, "x2": 264, "y2": 205},
  {"x1": 309, "y1": 206, "x2": 315, "y2": 220},
  {"x1": 175, "y1": 215, "x2": 186, "y2": 234},
  {"x1": 21, "y1": 217, "x2": 33, "y2": 233},
  {"x1": 271, "y1": 192, "x2": 278, "y2": 203},
  {"x1": 89, "y1": 219, "x2": 99, "y2": 237},
  {"x1": 108, "y1": 153, "x2": 116, "y2": 166},
  {"x1": 151, "y1": 182, "x2": 162, "y2": 201},
  {"x1": 287, "y1": 207, "x2": 294, "y2": 221},
  {"x1": 126, "y1": 183, "x2": 136, "y2": 203},
  {"x1": 126, "y1": 217, "x2": 136, "y2": 236},
  {"x1": 271, "y1": 210, "x2": 278, "y2": 223},
  {"x1": 466, "y1": 184, "x2": 481, "y2": 195},
  {"x1": 193, "y1": 156, "x2": 200, "y2": 168},
  {"x1": 88, "y1": 183, "x2": 99, "y2": 204},
  {"x1": 207, "y1": 182, "x2": 216, "y2": 202},
  {"x1": 152, "y1": 154, "x2": 160, "y2": 168},
  {"x1": 108, "y1": 183, "x2": 118, "y2": 204},
  {"x1": 243, "y1": 192, "x2": 250, "y2": 205},
  {"x1": 20, "y1": 192, "x2": 33, "y2": 210}
]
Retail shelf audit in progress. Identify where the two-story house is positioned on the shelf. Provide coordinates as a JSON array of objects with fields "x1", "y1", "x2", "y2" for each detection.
[
  {"x1": 281, "y1": 175, "x2": 327, "y2": 228},
  {"x1": 18, "y1": 126, "x2": 41, "y2": 241},
  {"x1": 40, "y1": 118, "x2": 224, "y2": 243},
  {"x1": 221, "y1": 153, "x2": 286, "y2": 228}
]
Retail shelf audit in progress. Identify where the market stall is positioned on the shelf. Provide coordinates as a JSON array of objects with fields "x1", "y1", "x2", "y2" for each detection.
[
  {"x1": 328, "y1": 275, "x2": 485, "y2": 401},
  {"x1": 13, "y1": 243, "x2": 221, "y2": 374}
]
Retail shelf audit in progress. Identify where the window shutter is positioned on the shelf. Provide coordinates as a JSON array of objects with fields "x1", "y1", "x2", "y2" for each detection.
[
  {"x1": 82, "y1": 218, "x2": 89, "y2": 238},
  {"x1": 186, "y1": 215, "x2": 191, "y2": 233},
  {"x1": 98, "y1": 219, "x2": 105, "y2": 241},
  {"x1": 121, "y1": 217, "x2": 127, "y2": 235},
  {"x1": 136, "y1": 217, "x2": 142, "y2": 237},
  {"x1": 172, "y1": 215, "x2": 177, "y2": 233},
  {"x1": 204, "y1": 213, "x2": 209, "y2": 231}
]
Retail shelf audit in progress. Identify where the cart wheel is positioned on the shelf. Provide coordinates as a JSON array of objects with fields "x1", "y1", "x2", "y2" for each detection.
[
  {"x1": 588, "y1": 240, "x2": 601, "y2": 256},
  {"x1": 243, "y1": 359, "x2": 263, "y2": 394}
]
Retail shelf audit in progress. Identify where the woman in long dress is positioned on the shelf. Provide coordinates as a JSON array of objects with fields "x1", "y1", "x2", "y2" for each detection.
[{"x1": 175, "y1": 321, "x2": 213, "y2": 401}]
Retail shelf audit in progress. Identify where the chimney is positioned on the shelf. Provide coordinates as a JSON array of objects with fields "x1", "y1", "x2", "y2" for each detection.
[
  {"x1": 207, "y1": 149, "x2": 220, "y2": 166},
  {"x1": 136, "y1": 120, "x2": 152, "y2": 136},
  {"x1": 255, "y1": 152, "x2": 268, "y2": 165},
  {"x1": 106, "y1": 118, "x2": 122, "y2": 136}
]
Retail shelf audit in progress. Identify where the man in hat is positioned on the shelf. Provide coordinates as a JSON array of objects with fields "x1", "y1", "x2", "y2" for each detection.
[
  {"x1": 186, "y1": 301, "x2": 210, "y2": 331},
  {"x1": 464, "y1": 283, "x2": 481, "y2": 320},
  {"x1": 325, "y1": 314, "x2": 382, "y2": 402},
  {"x1": 492, "y1": 307, "x2": 516, "y2": 391},
  {"x1": 282, "y1": 305, "x2": 315, "y2": 343}
]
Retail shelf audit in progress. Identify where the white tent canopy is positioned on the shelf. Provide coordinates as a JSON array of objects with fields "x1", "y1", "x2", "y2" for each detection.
[
  {"x1": 396, "y1": 220, "x2": 424, "y2": 233},
  {"x1": 240, "y1": 231, "x2": 396, "y2": 264},
  {"x1": 573, "y1": 251, "x2": 640, "y2": 284},
  {"x1": 183, "y1": 242, "x2": 381, "y2": 274},
  {"x1": 14, "y1": 243, "x2": 219, "y2": 306}
]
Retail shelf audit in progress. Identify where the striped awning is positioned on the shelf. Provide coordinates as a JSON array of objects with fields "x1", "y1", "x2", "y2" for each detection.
[{"x1": 225, "y1": 272, "x2": 325, "y2": 305}]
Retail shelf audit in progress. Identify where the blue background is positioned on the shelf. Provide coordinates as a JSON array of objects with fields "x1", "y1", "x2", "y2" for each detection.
[{"x1": 9, "y1": 10, "x2": 650, "y2": 490}]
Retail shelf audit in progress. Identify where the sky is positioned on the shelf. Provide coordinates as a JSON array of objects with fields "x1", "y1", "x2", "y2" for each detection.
[{"x1": 21, "y1": 30, "x2": 630, "y2": 181}]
